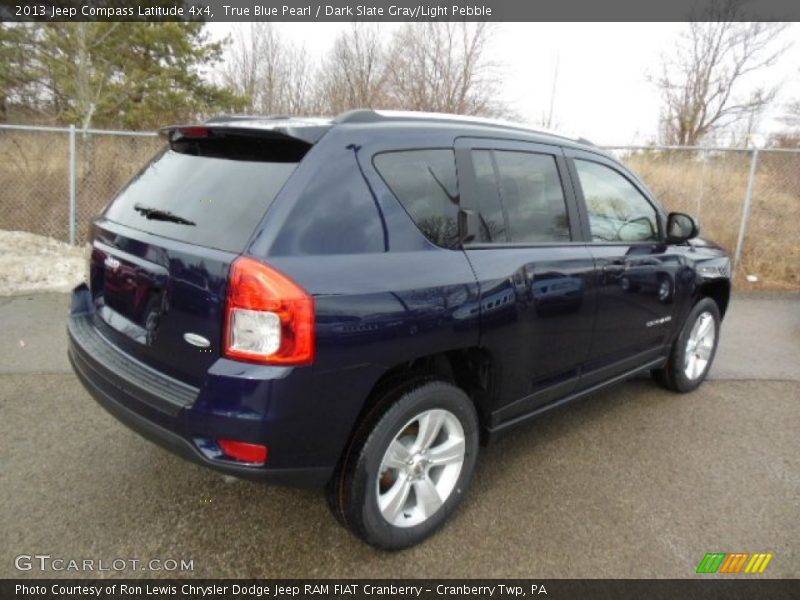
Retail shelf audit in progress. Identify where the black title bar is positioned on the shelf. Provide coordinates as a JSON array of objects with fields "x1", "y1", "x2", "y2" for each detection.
[{"x1": 2, "y1": 0, "x2": 800, "y2": 22}]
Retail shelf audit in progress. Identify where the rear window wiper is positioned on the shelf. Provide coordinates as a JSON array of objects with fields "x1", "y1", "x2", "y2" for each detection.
[{"x1": 133, "y1": 204, "x2": 196, "y2": 226}]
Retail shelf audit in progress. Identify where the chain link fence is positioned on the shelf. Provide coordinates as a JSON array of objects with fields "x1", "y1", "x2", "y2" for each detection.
[
  {"x1": 0, "y1": 124, "x2": 798, "y2": 289},
  {"x1": 607, "y1": 146, "x2": 800, "y2": 289},
  {"x1": 0, "y1": 124, "x2": 161, "y2": 243}
]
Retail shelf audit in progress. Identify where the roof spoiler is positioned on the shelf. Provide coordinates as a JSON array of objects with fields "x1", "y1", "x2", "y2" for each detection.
[
  {"x1": 158, "y1": 125, "x2": 317, "y2": 162},
  {"x1": 159, "y1": 120, "x2": 329, "y2": 145}
]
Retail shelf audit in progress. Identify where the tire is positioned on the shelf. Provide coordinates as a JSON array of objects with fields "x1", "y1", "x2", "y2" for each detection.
[
  {"x1": 325, "y1": 373, "x2": 426, "y2": 527},
  {"x1": 326, "y1": 378, "x2": 479, "y2": 550},
  {"x1": 652, "y1": 297, "x2": 720, "y2": 393}
]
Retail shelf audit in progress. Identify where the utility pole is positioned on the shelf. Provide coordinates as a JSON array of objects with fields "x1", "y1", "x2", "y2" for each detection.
[{"x1": 545, "y1": 54, "x2": 559, "y2": 129}]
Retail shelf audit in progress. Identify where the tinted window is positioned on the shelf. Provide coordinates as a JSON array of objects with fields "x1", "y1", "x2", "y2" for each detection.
[
  {"x1": 104, "y1": 149, "x2": 298, "y2": 252},
  {"x1": 471, "y1": 150, "x2": 508, "y2": 242},
  {"x1": 270, "y1": 152, "x2": 384, "y2": 255},
  {"x1": 373, "y1": 149, "x2": 459, "y2": 248},
  {"x1": 493, "y1": 151, "x2": 570, "y2": 243},
  {"x1": 574, "y1": 160, "x2": 659, "y2": 242}
]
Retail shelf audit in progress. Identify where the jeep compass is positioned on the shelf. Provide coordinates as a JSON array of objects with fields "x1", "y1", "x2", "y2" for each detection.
[{"x1": 68, "y1": 110, "x2": 731, "y2": 549}]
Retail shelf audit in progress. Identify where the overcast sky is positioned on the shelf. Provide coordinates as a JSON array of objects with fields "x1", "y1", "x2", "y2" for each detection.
[{"x1": 208, "y1": 22, "x2": 799, "y2": 146}]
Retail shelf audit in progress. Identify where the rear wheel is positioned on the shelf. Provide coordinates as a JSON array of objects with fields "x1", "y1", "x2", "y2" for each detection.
[
  {"x1": 653, "y1": 297, "x2": 720, "y2": 393},
  {"x1": 326, "y1": 379, "x2": 479, "y2": 550}
]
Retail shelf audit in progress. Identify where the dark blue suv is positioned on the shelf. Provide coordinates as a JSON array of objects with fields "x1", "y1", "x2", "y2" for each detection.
[{"x1": 68, "y1": 110, "x2": 731, "y2": 549}]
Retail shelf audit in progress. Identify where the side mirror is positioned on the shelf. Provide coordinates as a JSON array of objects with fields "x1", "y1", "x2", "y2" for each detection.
[{"x1": 666, "y1": 212, "x2": 699, "y2": 242}]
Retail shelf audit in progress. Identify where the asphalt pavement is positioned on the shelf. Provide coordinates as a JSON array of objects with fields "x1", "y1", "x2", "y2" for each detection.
[{"x1": 1, "y1": 293, "x2": 798, "y2": 578}]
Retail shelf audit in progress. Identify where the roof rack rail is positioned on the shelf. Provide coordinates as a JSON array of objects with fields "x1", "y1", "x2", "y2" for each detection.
[{"x1": 332, "y1": 109, "x2": 588, "y2": 144}]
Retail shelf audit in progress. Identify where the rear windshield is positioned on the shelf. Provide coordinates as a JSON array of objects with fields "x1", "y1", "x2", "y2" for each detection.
[{"x1": 103, "y1": 148, "x2": 299, "y2": 252}]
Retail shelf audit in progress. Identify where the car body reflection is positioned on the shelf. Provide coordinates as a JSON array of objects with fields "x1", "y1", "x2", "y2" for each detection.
[{"x1": 531, "y1": 272, "x2": 585, "y2": 315}]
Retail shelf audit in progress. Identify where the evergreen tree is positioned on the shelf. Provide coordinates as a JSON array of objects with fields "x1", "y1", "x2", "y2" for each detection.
[{"x1": 0, "y1": 22, "x2": 245, "y2": 128}]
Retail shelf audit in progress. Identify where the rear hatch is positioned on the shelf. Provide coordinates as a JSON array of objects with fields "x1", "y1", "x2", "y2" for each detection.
[{"x1": 87, "y1": 123, "x2": 322, "y2": 386}]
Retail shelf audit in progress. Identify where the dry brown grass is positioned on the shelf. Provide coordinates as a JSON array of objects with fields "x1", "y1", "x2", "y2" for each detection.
[
  {"x1": 0, "y1": 131, "x2": 72, "y2": 241},
  {"x1": 0, "y1": 130, "x2": 162, "y2": 242},
  {"x1": 620, "y1": 150, "x2": 800, "y2": 290},
  {"x1": 0, "y1": 131, "x2": 797, "y2": 289}
]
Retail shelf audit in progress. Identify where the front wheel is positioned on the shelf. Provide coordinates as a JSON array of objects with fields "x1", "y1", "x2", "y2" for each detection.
[
  {"x1": 327, "y1": 379, "x2": 479, "y2": 550},
  {"x1": 652, "y1": 297, "x2": 720, "y2": 393}
]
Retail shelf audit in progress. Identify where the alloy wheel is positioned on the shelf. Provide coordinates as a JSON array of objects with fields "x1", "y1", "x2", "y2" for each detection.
[
  {"x1": 684, "y1": 311, "x2": 716, "y2": 380},
  {"x1": 376, "y1": 409, "x2": 465, "y2": 528}
]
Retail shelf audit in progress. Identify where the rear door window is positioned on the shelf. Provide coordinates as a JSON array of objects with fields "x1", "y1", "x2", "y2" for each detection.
[
  {"x1": 471, "y1": 150, "x2": 508, "y2": 242},
  {"x1": 373, "y1": 149, "x2": 460, "y2": 248},
  {"x1": 494, "y1": 150, "x2": 571, "y2": 243},
  {"x1": 468, "y1": 149, "x2": 571, "y2": 244},
  {"x1": 104, "y1": 148, "x2": 300, "y2": 252}
]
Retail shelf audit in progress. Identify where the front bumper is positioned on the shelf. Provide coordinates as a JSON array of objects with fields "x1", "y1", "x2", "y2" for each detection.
[{"x1": 67, "y1": 286, "x2": 333, "y2": 487}]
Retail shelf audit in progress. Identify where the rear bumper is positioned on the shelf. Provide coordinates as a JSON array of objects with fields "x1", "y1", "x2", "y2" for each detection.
[{"x1": 67, "y1": 285, "x2": 333, "y2": 487}]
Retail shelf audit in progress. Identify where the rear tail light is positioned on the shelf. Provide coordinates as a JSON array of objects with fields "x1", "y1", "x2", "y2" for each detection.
[
  {"x1": 217, "y1": 440, "x2": 269, "y2": 465},
  {"x1": 224, "y1": 257, "x2": 315, "y2": 365}
]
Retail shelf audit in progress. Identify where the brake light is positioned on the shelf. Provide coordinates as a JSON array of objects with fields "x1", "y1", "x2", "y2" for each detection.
[
  {"x1": 218, "y1": 440, "x2": 269, "y2": 464},
  {"x1": 171, "y1": 126, "x2": 210, "y2": 141},
  {"x1": 224, "y1": 257, "x2": 315, "y2": 365}
]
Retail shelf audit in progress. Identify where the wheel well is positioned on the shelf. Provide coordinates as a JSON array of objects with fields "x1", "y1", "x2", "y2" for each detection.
[
  {"x1": 356, "y1": 349, "x2": 493, "y2": 435},
  {"x1": 698, "y1": 279, "x2": 731, "y2": 319}
]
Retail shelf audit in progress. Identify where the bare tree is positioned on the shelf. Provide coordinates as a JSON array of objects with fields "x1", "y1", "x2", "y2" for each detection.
[
  {"x1": 218, "y1": 22, "x2": 510, "y2": 119},
  {"x1": 71, "y1": 22, "x2": 121, "y2": 130},
  {"x1": 655, "y1": 3, "x2": 788, "y2": 146},
  {"x1": 316, "y1": 23, "x2": 389, "y2": 114},
  {"x1": 220, "y1": 24, "x2": 262, "y2": 106},
  {"x1": 385, "y1": 23, "x2": 507, "y2": 117},
  {"x1": 222, "y1": 23, "x2": 313, "y2": 115},
  {"x1": 769, "y1": 94, "x2": 800, "y2": 148},
  {"x1": 767, "y1": 130, "x2": 800, "y2": 148},
  {"x1": 785, "y1": 99, "x2": 800, "y2": 127},
  {"x1": 281, "y1": 44, "x2": 316, "y2": 114},
  {"x1": 777, "y1": 89, "x2": 800, "y2": 132}
]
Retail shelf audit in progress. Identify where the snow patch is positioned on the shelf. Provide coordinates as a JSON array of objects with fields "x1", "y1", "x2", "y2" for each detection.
[{"x1": 0, "y1": 230, "x2": 86, "y2": 295}]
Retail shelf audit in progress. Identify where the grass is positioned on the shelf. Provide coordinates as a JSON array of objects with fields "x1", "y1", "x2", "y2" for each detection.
[
  {"x1": 0, "y1": 130, "x2": 161, "y2": 242},
  {"x1": 620, "y1": 150, "x2": 800, "y2": 290},
  {"x1": 0, "y1": 131, "x2": 797, "y2": 289}
]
